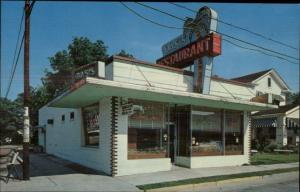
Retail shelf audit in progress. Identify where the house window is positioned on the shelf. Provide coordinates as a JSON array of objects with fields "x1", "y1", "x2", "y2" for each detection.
[
  {"x1": 82, "y1": 104, "x2": 100, "y2": 146},
  {"x1": 47, "y1": 119, "x2": 54, "y2": 125},
  {"x1": 225, "y1": 110, "x2": 244, "y2": 155},
  {"x1": 70, "y1": 112, "x2": 75, "y2": 120},
  {"x1": 272, "y1": 99, "x2": 280, "y2": 106},
  {"x1": 61, "y1": 115, "x2": 65, "y2": 122},
  {"x1": 268, "y1": 78, "x2": 271, "y2": 87},
  {"x1": 128, "y1": 99, "x2": 168, "y2": 159},
  {"x1": 191, "y1": 107, "x2": 223, "y2": 156}
]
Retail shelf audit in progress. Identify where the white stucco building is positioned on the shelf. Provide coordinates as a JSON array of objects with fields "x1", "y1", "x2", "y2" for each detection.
[{"x1": 38, "y1": 55, "x2": 281, "y2": 176}]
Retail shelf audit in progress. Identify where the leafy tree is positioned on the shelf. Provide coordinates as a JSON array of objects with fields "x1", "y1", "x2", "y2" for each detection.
[
  {"x1": 286, "y1": 91, "x2": 300, "y2": 105},
  {"x1": 0, "y1": 97, "x2": 23, "y2": 144},
  {"x1": 117, "y1": 49, "x2": 134, "y2": 59},
  {"x1": 15, "y1": 86, "x2": 51, "y2": 127},
  {"x1": 43, "y1": 37, "x2": 109, "y2": 97},
  {"x1": 3, "y1": 37, "x2": 135, "y2": 144}
]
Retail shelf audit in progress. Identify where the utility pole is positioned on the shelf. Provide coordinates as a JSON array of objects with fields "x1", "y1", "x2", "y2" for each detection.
[
  {"x1": 0, "y1": 0, "x2": 2, "y2": 98},
  {"x1": 23, "y1": 0, "x2": 31, "y2": 180}
]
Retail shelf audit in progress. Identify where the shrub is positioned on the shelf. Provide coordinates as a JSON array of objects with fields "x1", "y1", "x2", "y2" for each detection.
[
  {"x1": 263, "y1": 142, "x2": 278, "y2": 153},
  {"x1": 251, "y1": 139, "x2": 260, "y2": 150}
]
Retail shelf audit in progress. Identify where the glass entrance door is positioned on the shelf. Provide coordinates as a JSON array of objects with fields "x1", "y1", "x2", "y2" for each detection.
[{"x1": 168, "y1": 105, "x2": 191, "y2": 162}]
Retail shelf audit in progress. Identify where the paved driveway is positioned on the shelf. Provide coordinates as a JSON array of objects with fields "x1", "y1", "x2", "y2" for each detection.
[{"x1": 0, "y1": 153, "x2": 139, "y2": 192}]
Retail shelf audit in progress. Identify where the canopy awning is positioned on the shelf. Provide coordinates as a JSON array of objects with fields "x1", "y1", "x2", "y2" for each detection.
[
  {"x1": 252, "y1": 118, "x2": 277, "y2": 128},
  {"x1": 48, "y1": 77, "x2": 278, "y2": 111}
]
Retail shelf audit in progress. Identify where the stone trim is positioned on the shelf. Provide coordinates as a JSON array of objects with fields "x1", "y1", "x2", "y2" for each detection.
[{"x1": 111, "y1": 96, "x2": 118, "y2": 176}]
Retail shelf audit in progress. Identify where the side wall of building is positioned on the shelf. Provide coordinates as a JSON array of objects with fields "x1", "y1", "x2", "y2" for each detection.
[
  {"x1": 253, "y1": 73, "x2": 286, "y2": 106},
  {"x1": 210, "y1": 80, "x2": 255, "y2": 100},
  {"x1": 38, "y1": 99, "x2": 112, "y2": 175},
  {"x1": 106, "y1": 61, "x2": 193, "y2": 92}
]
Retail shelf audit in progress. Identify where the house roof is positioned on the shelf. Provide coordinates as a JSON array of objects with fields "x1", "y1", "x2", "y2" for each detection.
[
  {"x1": 231, "y1": 68, "x2": 290, "y2": 91},
  {"x1": 211, "y1": 75, "x2": 254, "y2": 87},
  {"x1": 231, "y1": 69, "x2": 272, "y2": 83},
  {"x1": 252, "y1": 103, "x2": 299, "y2": 116}
]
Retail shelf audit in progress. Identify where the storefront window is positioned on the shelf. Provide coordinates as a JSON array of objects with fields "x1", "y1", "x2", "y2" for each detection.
[
  {"x1": 191, "y1": 107, "x2": 223, "y2": 156},
  {"x1": 225, "y1": 110, "x2": 243, "y2": 155},
  {"x1": 128, "y1": 99, "x2": 168, "y2": 159},
  {"x1": 82, "y1": 103, "x2": 100, "y2": 146}
]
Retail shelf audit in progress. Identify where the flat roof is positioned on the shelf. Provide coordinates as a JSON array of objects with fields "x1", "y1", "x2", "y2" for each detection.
[{"x1": 48, "y1": 77, "x2": 277, "y2": 111}]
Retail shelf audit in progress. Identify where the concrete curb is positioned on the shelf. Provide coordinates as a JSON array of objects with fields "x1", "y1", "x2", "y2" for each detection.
[{"x1": 146, "y1": 171, "x2": 298, "y2": 192}]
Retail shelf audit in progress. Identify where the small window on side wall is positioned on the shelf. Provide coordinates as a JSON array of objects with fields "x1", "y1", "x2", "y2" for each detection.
[
  {"x1": 47, "y1": 119, "x2": 54, "y2": 125},
  {"x1": 268, "y1": 78, "x2": 271, "y2": 87},
  {"x1": 61, "y1": 114, "x2": 65, "y2": 122},
  {"x1": 70, "y1": 112, "x2": 75, "y2": 120},
  {"x1": 82, "y1": 103, "x2": 100, "y2": 146}
]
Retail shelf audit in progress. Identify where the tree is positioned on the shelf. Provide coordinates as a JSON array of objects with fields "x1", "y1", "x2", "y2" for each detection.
[
  {"x1": 117, "y1": 49, "x2": 134, "y2": 59},
  {"x1": 43, "y1": 37, "x2": 109, "y2": 97},
  {"x1": 15, "y1": 86, "x2": 51, "y2": 127},
  {"x1": 0, "y1": 97, "x2": 23, "y2": 144},
  {"x1": 286, "y1": 92, "x2": 299, "y2": 105}
]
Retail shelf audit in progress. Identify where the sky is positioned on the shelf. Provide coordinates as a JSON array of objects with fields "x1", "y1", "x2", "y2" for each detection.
[{"x1": 1, "y1": 2, "x2": 299, "y2": 100}]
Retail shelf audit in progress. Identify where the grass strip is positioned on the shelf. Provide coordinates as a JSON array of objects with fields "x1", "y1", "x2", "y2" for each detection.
[
  {"x1": 251, "y1": 153, "x2": 299, "y2": 165},
  {"x1": 137, "y1": 167, "x2": 299, "y2": 191}
]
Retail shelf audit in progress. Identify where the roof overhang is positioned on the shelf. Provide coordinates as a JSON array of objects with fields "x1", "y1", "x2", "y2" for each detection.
[{"x1": 48, "y1": 77, "x2": 278, "y2": 111}]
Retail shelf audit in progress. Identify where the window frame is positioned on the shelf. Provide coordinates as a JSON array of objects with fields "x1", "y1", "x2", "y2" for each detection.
[
  {"x1": 81, "y1": 102, "x2": 100, "y2": 147},
  {"x1": 268, "y1": 77, "x2": 272, "y2": 87},
  {"x1": 70, "y1": 112, "x2": 75, "y2": 121}
]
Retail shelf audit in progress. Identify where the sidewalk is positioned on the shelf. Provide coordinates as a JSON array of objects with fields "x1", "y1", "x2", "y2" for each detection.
[
  {"x1": 0, "y1": 153, "x2": 139, "y2": 192},
  {"x1": 0, "y1": 153, "x2": 298, "y2": 192},
  {"x1": 117, "y1": 162, "x2": 299, "y2": 186}
]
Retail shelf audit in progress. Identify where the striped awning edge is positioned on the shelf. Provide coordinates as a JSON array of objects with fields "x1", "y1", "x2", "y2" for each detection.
[{"x1": 252, "y1": 118, "x2": 277, "y2": 128}]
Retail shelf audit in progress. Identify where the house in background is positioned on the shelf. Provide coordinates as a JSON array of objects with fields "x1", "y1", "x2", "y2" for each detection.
[
  {"x1": 252, "y1": 103, "x2": 299, "y2": 146},
  {"x1": 228, "y1": 69, "x2": 299, "y2": 147}
]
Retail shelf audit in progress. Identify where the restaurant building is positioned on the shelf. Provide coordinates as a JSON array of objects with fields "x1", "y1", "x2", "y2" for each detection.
[
  {"x1": 38, "y1": 7, "x2": 277, "y2": 176},
  {"x1": 38, "y1": 56, "x2": 277, "y2": 176}
]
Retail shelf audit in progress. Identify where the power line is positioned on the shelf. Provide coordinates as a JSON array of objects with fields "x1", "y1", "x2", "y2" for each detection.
[
  {"x1": 8, "y1": 9, "x2": 25, "y2": 89},
  {"x1": 5, "y1": 0, "x2": 35, "y2": 99},
  {"x1": 134, "y1": 2, "x2": 299, "y2": 61},
  {"x1": 136, "y1": 2, "x2": 185, "y2": 22},
  {"x1": 5, "y1": 5, "x2": 25, "y2": 99},
  {"x1": 5, "y1": 33, "x2": 25, "y2": 99},
  {"x1": 222, "y1": 38, "x2": 299, "y2": 65},
  {"x1": 169, "y1": 2, "x2": 298, "y2": 51},
  {"x1": 216, "y1": 31, "x2": 299, "y2": 61},
  {"x1": 120, "y1": 2, "x2": 182, "y2": 30},
  {"x1": 120, "y1": 2, "x2": 299, "y2": 65}
]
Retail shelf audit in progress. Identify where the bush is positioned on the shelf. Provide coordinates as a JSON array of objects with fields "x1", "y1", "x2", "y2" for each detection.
[
  {"x1": 263, "y1": 142, "x2": 278, "y2": 153},
  {"x1": 251, "y1": 139, "x2": 260, "y2": 150},
  {"x1": 280, "y1": 145, "x2": 300, "y2": 154}
]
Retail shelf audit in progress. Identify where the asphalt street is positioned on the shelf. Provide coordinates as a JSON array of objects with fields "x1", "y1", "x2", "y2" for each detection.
[
  {"x1": 229, "y1": 179, "x2": 299, "y2": 192},
  {"x1": 181, "y1": 172, "x2": 299, "y2": 192}
]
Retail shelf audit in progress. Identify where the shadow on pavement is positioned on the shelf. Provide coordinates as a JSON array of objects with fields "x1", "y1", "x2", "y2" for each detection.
[{"x1": 29, "y1": 153, "x2": 107, "y2": 177}]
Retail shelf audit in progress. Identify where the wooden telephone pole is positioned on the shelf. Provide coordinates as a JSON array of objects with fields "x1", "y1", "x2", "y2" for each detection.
[{"x1": 23, "y1": 0, "x2": 33, "y2": 180}]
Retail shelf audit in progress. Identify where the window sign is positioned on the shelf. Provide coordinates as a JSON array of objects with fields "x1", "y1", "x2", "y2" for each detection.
[{"x1": 82, "y1": 104, "x2": 100, "y2": 146}]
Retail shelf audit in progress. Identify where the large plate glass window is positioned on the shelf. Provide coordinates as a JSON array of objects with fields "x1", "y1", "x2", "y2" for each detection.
[
  {"x1": 128, "y1": 99, "x2": 168, "y2": 159},
  {"x1": 191, "y1": 106, "x2": 223, "y2": 156},
  {"x1": 225, "y1": 110, "x2": 243, "y2": 155},
  {"x1": 82, "y1": 103, "x2": 100, "y2": 146}
]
